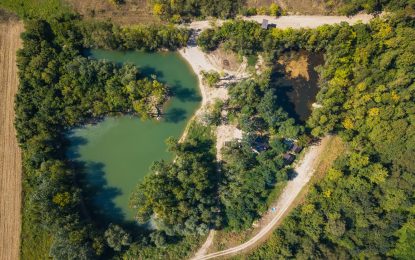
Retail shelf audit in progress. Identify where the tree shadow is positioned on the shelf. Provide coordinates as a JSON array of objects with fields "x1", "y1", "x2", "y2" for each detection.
[
  {"x1": 67, "y1": 134, "x2": 127, "y2": 227},
  {"x1": 139, "y1": 66, "x2": 164, "y2": 79},
  {"x1": 66, "y1": 134, "x2": 88, "y2": 159},
  {"x1": 170, "y1": 81, "x2": 202, "y2": 103},
  {"x1": 80, "y1": 161, "x2": 126, "y2": 226},
  {"x1": 164, "y1": 108, "x2": 187, "y2": 123},
  {"x1": 270, "y1": 67, "x2": 301, "y2": 123},
  {"x1": 287, "y1": 169, "x2": 298, "y2": 180}
]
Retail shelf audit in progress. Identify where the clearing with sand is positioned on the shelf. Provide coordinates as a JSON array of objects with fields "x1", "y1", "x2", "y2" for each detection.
[{"x1": 0, "y1": 20, "x2": 23, "y2": 260}]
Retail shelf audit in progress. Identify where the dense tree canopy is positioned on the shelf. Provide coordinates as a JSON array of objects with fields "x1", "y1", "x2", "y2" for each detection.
[
  {"x1": 151, "y1": 0, "x2": 246, "y2": 21},
  {"x1": 130, "y1": 124, "x2": 222, "y2": 236},
  {"x1": 80, "y1": 21, "x2": 189, "y2": 51},
  {"x1": 8, "y1": 0, "x2": 415, "y2": 258},
  {"x1": 338, "y1": 0, "x2": 415, "y2": 15},
  {"x1": 14, "y1": 15, "x2": 188, "y2": 258},
  {"x1": 196, "y1": 12, "x2": 415, "y2": 259},
  {"x1": 246, "y1": 14, "x2": 415, "y2": 259}
]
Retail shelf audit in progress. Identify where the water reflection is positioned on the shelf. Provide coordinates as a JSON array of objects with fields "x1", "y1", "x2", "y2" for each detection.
[
  {"x1": 272, "y1": 51, "x2": 324, "y2": 122},
  {"x1": 68, "y1": 134, "x2": 126, "y2": 225}
]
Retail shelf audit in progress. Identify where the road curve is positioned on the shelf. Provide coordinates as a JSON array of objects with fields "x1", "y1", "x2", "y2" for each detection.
[{"x1": 191, "y1": 137, "x2": 332, "y2": 260}]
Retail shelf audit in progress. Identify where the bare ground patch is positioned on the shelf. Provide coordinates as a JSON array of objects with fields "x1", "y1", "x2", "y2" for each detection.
[
  {"x1": 0, "y1": 20, "x2": 23, "y2": 260},
  {"x1": 208, "y1": 46, "x2": 242, "y2": 72},
  {"x1": 65, "y1": 0, "x2": 158, "y2": 25}
]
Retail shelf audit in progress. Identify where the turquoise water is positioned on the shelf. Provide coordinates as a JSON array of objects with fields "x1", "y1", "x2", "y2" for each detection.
[{"x1": 67, "y1": 50, "x2": 200, "y2": 222}]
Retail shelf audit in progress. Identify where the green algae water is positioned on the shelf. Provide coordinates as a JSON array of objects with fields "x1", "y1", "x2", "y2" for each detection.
[{"x1": 67, "y1": 50, "x2": 200, "y2": 223}]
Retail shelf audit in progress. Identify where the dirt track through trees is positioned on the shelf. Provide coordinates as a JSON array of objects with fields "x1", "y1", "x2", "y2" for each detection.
[{"x1": 0, "y1": 21, "x2": 23, "y2": 260}]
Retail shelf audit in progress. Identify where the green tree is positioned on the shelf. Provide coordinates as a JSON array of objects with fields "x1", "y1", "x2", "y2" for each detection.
[{"x1": 104, "y1": 224, "x2": 131, "y2": 252}]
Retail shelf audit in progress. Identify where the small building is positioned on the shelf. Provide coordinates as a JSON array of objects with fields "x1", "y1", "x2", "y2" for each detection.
[
  {"x1": 261, "y1": 19, "x2": 269, "y2": 29},
  {"x1": 283, "y1": 153, "x2": 295, "y2": 164},
  {"x1": 291, "y1": 144, "x2": 303, "y2": 153},
  {"x1": 251, "y1": 136, "x2": 269, "y2": 154},
  {"x1": 283, "y1": 139, "x2": 294, "y2": 150}
]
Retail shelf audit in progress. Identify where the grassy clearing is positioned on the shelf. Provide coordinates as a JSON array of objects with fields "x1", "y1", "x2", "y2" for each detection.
[
  {"x1": 0, "y1": 0, "x2": 71, "y2": 19},
  {"x1": 21, "y1": 198, "x2": 52, "y2": 259},
  {"x1": 246, "y1": 0, "x2": 339, "y2": 14}
]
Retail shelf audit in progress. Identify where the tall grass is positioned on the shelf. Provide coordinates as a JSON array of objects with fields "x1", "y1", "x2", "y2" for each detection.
[{"x1": 0, "y1": 0, "x2": 71, "y2": 19}]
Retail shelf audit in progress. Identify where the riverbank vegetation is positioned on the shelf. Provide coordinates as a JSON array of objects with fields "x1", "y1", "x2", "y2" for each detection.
[
  {"x1": 80, "y1": 21, "x2": 189, "y2": 51},
  {"x1": 130, "y1": 123, "x2": 222, "y2": 236},
  {"x1": 13, "y1": 13, "x2": 194, "y2": 258},
  {"x1": 130, "y1": 71, "x2": 302, "y2": 236}
]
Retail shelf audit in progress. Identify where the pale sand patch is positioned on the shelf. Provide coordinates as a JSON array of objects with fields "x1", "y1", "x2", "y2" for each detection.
[
  {"x1": 178, "y1": 37, "x2": 245, "y2": 148},
  {"x1": 215, "y1": 125, "x2": 243, "y2": 161},
  {"x1": 244, "y1": 14, "x2": 374, "y2": 29}
]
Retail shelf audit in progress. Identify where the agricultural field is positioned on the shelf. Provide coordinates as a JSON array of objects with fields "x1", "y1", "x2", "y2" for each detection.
[{"x1": 0, "y1": 18, "x2": 23, "y2": 260}]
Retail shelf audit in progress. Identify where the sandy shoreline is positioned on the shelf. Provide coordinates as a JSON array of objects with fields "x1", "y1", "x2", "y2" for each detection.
[{"x1": 178, "y1": 43, "x2": 243, "y2": 153}]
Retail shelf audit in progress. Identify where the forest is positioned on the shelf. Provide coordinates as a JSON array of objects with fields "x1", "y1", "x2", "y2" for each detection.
[
  {"x1": 130, "y1": 71, "x2": 302, "y2": 235},
  {"x1": 195, "y1": 13, "x2": 415, "y2": 259},
  {"x1": 1, "y1": 0, "x2": 414, "y2": 258},
  {"x1": 10, "y1": 6, "x2": 301, "y2": 258},
  {"x1": 197, "y1": 12, "x2": 415, "y2": 259},
  {"x1": 13, "y1": 14, "x2": 197, "y2": 259}
]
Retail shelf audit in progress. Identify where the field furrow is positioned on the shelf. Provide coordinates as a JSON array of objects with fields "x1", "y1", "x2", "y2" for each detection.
[{"x1": 0, "y1": 21, "x2": 23, "y2": 260}]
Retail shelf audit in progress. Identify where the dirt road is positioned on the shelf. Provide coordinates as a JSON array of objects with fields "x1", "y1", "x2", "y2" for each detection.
[
  {"x1": 192, "y1": 136, "x2": 332, "y2": 260},
  {"x1": 0, "y1": 21, "x2": 23, "y2": 260},
  {"x1": 185, "y1": 13, "x2": 373, "y2": 32},
  {"x1": 244, "y1": 14, "x2": 373, "y2": 29}
]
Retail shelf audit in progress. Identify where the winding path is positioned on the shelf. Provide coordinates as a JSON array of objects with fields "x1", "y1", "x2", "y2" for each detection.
[
  {"x1": 192, "y1": 137, "x2": 332, "y2": 260},
  {"x1": 188, "y1": 13, "x2": 375, "y2": 260}
]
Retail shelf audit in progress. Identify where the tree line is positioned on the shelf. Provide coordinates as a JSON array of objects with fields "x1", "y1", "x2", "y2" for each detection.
[
  {"x1": 338, "y1": 0, "x2": 415, "y2": 15},
  {"x1": 151, "y1": 0, "x2": 246, "y2": 22},
  {"x1": 80, "y1": 20, "x2": 189, "y2": 51}
]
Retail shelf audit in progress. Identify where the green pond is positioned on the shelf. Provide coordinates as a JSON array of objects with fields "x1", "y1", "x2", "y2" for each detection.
[{"x1": 67, "y1": 50, "x2": 200, "y2": 223}]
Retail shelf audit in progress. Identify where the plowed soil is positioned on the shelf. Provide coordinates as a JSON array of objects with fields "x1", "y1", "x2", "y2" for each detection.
[{"x1": 0, "y1": 20, "x2": 23, "y2": 260}]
